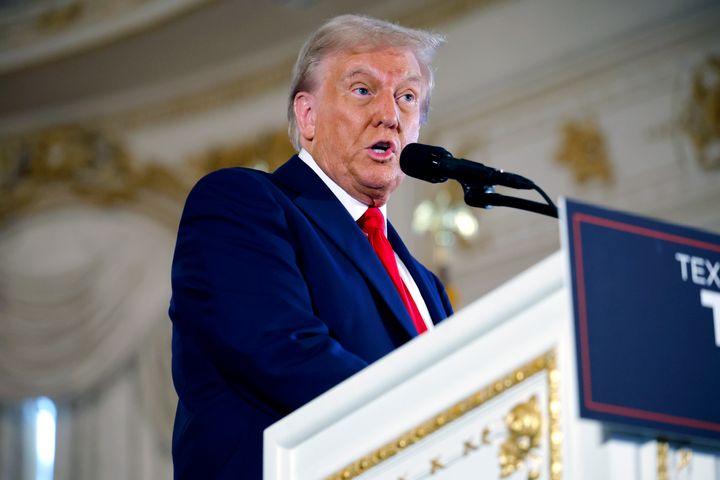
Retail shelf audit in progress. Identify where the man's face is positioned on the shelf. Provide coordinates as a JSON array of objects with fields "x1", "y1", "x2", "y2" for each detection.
[{"x1": 294, "y1": 47, "x2": 425, "y2": 206}]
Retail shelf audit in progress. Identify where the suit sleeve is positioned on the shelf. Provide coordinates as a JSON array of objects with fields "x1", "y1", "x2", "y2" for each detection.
[{"x1": 170, "y1": 169, "x2": 367, "y2": 414}]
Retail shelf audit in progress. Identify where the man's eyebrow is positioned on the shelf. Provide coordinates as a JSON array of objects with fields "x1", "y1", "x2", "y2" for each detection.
[
  {"x1": 403, "y1": 74, "x2": 423, "y2": 85},
  {"x1": 343, "y1": 68, "x2": 424, "y2": 86}
]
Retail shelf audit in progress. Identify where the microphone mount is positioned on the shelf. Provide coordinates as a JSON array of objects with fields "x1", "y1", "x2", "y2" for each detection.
[
  {"x1": 462, "y1": 185, "x2": 559, "y2": 218},
  {"x1": 400, "y1": 143, "x2": 559, "y2": 219}
]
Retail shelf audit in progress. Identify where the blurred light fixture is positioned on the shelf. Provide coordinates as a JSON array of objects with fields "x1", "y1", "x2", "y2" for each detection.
[
  {"x1": 412, "y1": 187, "x2": 479, "y2": 248},
  {"x1": 412, "y1": 186, "x2": 480, "y2": 307}
]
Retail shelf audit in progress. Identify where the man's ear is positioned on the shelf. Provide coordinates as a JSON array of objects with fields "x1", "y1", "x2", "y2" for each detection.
[{"x1": 293, "y1": 92, "x2": 316, "y2": 142}]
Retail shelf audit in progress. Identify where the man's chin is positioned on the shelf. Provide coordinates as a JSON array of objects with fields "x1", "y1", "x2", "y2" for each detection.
[{"x1": 357, "y1": 178, "x2": 403, "y2": 205}]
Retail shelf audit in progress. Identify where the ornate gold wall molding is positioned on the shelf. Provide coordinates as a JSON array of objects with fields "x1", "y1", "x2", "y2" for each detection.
[
  {"x1": 682, "y1": 55, "x2": 720, "y2": 171},
  {"x1": 186, "y1": 128, "x2": 293, "y2": 176},
  {"x1": 555, "y1": 118, "x2": 613, "y2": 184},
  {"x1": 0, "y1": 124, "x2": 294, "y2": 226},
  {"x1": 0, "y1": 125, "x2": 184, "y2": 225}
]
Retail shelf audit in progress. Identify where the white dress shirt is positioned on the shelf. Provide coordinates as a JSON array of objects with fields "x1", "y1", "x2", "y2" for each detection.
[{"x1": 298, "y1": 149, "x2": 433, "y2": 331}]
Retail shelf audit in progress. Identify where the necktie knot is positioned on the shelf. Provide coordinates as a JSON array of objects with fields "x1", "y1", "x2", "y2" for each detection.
[{"x1": 358, "y1": 207, "x2": 385, "y2": 233}]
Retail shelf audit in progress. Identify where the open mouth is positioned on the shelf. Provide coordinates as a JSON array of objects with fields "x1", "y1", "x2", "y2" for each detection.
[{"x1": 370, "y1": 141, "x2": 392, "y2": 154}]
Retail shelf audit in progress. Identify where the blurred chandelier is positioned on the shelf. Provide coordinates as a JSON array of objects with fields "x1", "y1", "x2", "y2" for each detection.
[
  {"x1": 412, "y1": 187, "x2": 479, "y2": 249},
  {"x1": 412, "y1": 186, "x2": 480, "y2": 307}
]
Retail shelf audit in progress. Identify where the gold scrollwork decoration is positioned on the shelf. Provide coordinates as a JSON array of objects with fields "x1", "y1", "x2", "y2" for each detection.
[
  {"x1": 325, "y1": 350, "x2": 562, "y2": 480},
  {"x1": 555, "y1": 117, "x2": 613, "y2": 184},
  {"x1": 657, "y1": 441, "x2": 669, "y2": 480},
  {"x1": 548, "y1": 362, "x2": 562, "y2": 479},
  {"x1": 499, "y1": 395, "x2": 542, "y2": 478},
  {"x1": 187, "y1": 129, "x2": 291, "y2": 176},
  {"x1": 0, "y1": 124, "x2": 295, "y2": 226},
  {"x1": 429, "y1": 457, "x2": 445, "y2": 474},
  {"x1": 676, "y1": 448, "x2": 692, "y2": 471},
  {"x1": 463, "y1": 438, "x2": 479, "y2": 455},
  {"x1": 0, "y1": 125, "x2": 187, "y2": 225},
  {"x1": 682, "y1": 55, "x2": 720, "y2": 170},
  {"x1": 657, "y1": 441, "x2": 693, "y2": 479}
]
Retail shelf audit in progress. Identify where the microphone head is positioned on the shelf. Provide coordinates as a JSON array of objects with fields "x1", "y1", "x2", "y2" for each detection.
[{"x1": 400, "y1": 143, "x2": 452, "y2": 183}]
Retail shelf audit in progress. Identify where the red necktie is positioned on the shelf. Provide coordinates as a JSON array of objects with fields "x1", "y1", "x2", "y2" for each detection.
[{"x1": 358, "y1": 207, "x2": 427, "y2": 334}]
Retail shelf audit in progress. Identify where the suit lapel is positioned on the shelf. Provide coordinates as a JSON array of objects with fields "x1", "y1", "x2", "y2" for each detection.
[{"x1": 272, "y1": 156, "x2": 420, "y2": 339}]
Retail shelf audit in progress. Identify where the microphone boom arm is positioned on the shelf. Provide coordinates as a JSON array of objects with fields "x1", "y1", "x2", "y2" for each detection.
[{"x1": 461, "y1": 182, "x2": 559, "y2": 219}]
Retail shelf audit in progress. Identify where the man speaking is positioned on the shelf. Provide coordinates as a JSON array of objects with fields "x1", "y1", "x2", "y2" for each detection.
[{"x1": 169, "y1": 14, "x2": 453, "y2": 479}]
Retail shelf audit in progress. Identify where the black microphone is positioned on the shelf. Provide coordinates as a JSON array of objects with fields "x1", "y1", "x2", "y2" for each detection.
[{"x1": 400, "y1": 143, "x2": 535, "y2": 190}]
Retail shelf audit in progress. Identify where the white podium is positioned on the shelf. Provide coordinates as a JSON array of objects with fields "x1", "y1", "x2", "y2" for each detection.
[{"x1": 264, "y1": 251, "x2": 720, "y2": 479}]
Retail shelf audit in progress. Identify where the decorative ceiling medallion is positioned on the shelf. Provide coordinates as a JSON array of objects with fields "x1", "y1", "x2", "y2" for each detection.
[
  {"x1": 554, "y1": 118, "x2": 613, "y2": 184},
  {"x1": 682, "y1": 55, "x2": 720, "y2": 170}
]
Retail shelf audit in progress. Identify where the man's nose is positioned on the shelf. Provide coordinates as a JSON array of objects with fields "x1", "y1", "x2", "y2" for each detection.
[{"x1": 374, "y1": 93, "x2": 399, "y2": 129}]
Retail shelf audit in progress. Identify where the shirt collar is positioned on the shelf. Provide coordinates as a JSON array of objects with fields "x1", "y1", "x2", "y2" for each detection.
[{"x1": 298, "y1": 149, "x2": 388, "y2": 229}]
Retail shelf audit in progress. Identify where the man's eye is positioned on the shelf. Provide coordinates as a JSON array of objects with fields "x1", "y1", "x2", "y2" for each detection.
[
  {"x1": 354, "y1": 87, "x2": 370, "y2": 95},
  {"x1": 400, "y1": 93, "x2": 416, "y2": 103}
]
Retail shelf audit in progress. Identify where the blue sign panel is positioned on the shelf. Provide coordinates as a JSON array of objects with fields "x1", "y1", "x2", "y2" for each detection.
[{"x1": 563, "y1": 198, "x2": 720, "y2": 442}]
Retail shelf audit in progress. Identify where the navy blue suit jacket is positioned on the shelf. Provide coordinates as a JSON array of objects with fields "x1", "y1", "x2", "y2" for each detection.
[{"x1": 169, "y1": 155, "x2": 453, "y2": 479}]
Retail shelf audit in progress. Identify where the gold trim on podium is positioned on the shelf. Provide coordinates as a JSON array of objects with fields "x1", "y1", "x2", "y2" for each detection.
[
  {"x1": 327, "y1": 350, "x2": 562, "y2": 480},
  {"x1": 657, "y1": 441, "x2": 669, "y2": 480},
  {"x1": 657, "y1": 441, "x2": 693, "y2": 480}
]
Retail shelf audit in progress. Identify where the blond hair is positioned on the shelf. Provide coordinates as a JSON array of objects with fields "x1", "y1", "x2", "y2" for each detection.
[{"x1": 287, "y1": 14, "x2": 445, "y2": 150}]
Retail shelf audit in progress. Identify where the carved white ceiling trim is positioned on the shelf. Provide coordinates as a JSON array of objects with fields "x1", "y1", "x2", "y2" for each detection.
[
  {"x1": 429, "y1": 3, "x2": 720, "y2": 136},
  {"x1": 104, "y1": 0, "x2": 499, "y2": 128},
  {"x1": 0, "y1": 0, "x2": 501, "y2": 135},
  {"x1": 0, "y1": 0, "x2": 212, "y2": 73}
]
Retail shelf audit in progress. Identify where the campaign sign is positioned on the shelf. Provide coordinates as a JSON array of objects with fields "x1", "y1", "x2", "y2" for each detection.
[{"x1": 563, "y1": 198, "x2": 720, "y2": 442}]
